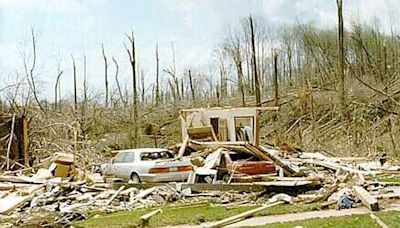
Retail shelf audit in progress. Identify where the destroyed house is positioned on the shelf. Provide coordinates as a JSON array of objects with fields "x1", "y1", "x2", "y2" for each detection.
[{"x1": 180, "y1": 107, "x2": 278, "y2": 146}]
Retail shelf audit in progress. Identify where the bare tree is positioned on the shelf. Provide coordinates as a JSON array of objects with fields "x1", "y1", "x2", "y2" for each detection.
[
  {"x1": 102, "y1": 44, "x2": 109, "y2": 107},
  {"x1": 124, "y1": 31, "x2": 139, "y2": 147},
  {"x1": 54, "y1": 67, "x2": 63, "y2": 110},
  {"x1": 71, "y1": 55, "x2": 77, "y2": 110},
  {"x1": 163, "y1": 42, "x2": 180, "y2": 102},
  {"x1": 83, "y1": 55, "x2": 88, "y2": 107},
  {"x1": 273, "y1": 50, "x2": 279, "y2": 106},
  {"x1": 223, "y1": 28, "x2": 246, "y2": 107},
  {"x1": 112, "y1": 57, "x2": 125, "y2": 106},
  {"x1": 249, "y1": 15, "x2": 261, "y2": 106},
  {"x1": 155, "y1": 44, "x2": 160, "y2": 106},
  {"x1": 188, "y1": 70, "x2": 195, "y2": 101},
  {"x1": 337, "y1": 0, "x2": 346, "y2": 114},
  {"x1": 23, "y1": 28, "x2": 43, "y2": 111}
]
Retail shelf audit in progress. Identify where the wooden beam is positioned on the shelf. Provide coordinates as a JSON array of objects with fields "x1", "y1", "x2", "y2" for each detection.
[
  {"x1": 206, "y1": 201, "x2": 284, "y2": 227},
  {"x1": 177, "y1": 135, "x2": 189, "y2": 159},
  {"x1": 0, "y1": 195, "x2": 33, "y2": 214},
  {"x1": 309, "y1": 160, "x2": 378, "y2": 176},
  {"x1": 353, "y1": 186, "x2": 379, "y2": 211},
  {"x1": 105, "y1": 185, "x2": 125, "y2": 205},
  {"x1": 247, "y1": 144, "x2": 299, "y2": 176},
  {"x1": 139, "y1": 208, "x2": 162, "y2": 227},
  {"x1": 370, "y1": 213, "x2": 388, "y2": 228}
]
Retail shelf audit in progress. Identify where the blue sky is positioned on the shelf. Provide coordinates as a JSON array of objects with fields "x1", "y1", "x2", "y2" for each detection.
[{"x1": 0, "y1": 0, "x2": 399, "y2": 99}]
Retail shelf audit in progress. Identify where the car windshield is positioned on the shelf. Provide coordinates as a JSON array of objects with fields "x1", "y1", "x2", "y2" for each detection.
[{"x1": 140, "y1": 150, "x2": 173, "y2": 161}]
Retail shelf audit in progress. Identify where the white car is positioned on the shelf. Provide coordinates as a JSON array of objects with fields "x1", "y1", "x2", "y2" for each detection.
[{"x1": 101, "y1": 148, "x2": 193, "y2": 183}]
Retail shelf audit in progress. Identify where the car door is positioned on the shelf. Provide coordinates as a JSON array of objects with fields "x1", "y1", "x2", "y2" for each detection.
[
  {"x1": 115, "y1": 152, "x2": 136, "y2": 179},
  {"x1": 112, "y1": 152, "x2": 127, "y2": 177}
]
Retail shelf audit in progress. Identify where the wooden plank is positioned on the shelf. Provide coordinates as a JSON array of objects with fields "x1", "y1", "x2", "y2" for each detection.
[
  {"x1": 309, "y1": 160, "x2": 379, "y2": 176},
  {"x1": 0, "y1": 175, "x2": 43, "y2": 184},
  {"x1": 253, "y1": 180, "x2": 316, "y2": 187},
  {"x1": 19, "y1": 184, "x2": 45, "y2": 195},
  {"x1": 130, "y1": 187, "x2": 157, "y2": 205},
  {"x1": 353, "y1": 186, "x2": 379, "y2": 211},
  {"x1": 370, "y1": 213, "x2": 389, "y2": 228},
  {"x1": 0, "y1": 195, "x2": 33, "y2": 214},
  {"x1": 139, "y1": 208, "x2": 162, "y2": 227},
  {"x1": 247, "y1": 144, "x2": 299, "y2": 176},
  {"x1": 177, "y1": 135, "x2": 189, "y2": 159},
  {"x1": 206, "y1": 201, "x2": 284, "y2": 228},
  {"x1": 105, "y1": 185, "x2": 125, "y2": 205}
]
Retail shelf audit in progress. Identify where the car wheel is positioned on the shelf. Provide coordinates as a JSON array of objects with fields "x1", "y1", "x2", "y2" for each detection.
[{"x1": 130, "y1": 173, "x2": 141, "y2": 183}]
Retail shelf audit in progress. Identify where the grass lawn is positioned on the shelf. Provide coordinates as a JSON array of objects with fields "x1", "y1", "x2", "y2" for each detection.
[
  {"x1": 377, "y1": 175, "x2": 400, "y2": 183},
  {"x1": 74, "y1": 203, "x2": 320, "y2": 227},
  {"x1": 261, "y1": 211, "x2": 400, "y2": 228},
  {"x1": 376, "y1": 210, "x2": 400, "y2": 228}
]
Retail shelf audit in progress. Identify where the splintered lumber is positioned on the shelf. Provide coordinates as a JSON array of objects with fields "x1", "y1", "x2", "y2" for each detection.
[
  {"x1": 105, "y1": 185, "x2": 125, "y2": 205},
  {"x1": 353, "y1": 186, "x2": 379, "y2": 211},
  {"x1": 177, "y1": 135, "x2": 189, "y2": 159},
  {"x1": 206, "y1": 201, "x2": 284, "y2": 228},
  {"x1": 307, "y1": 184, "x2": 338, "y2": 203},
  {"x1": 0, "y1": 175, "x2": 43, "y2": 184},
  {"x1": 253, "y1": 180, "x2": 317, "y2": 187},
  {"x1": 87, "y1": 173, "x2": 104, "y2": 183},
  {"x1": 139, "y1": 208, "x2": 162, "y2": 227},
  {"x1": 0, "y1": 195, "x2": 33, "y2": 214},
  {"x1": 19, "y1": 184, "x2": 45, "y2": 195},
  {"x1": 130, "y1": 187, "x2": 157, "y2": 204},
  {"x1": 310, "y1": 160, "x2": 378, "y2": 175},
  {"x1": 246, "y1": 144, "x2": 299, "y2": 176},
  {"x1": 0, "y1": 183, "x2": 17, "y2": 190}
]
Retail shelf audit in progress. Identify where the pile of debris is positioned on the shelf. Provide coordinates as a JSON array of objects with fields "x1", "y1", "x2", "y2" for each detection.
[
  {"x1": 1, "y1": 140, "x2": 400, "y2": 226},
  {"x1": 0, "y1": 152, "x2": 274, "y2": 226},
  {"x1": 185, "y1": 139, "x2": 400, "y2": 211}
]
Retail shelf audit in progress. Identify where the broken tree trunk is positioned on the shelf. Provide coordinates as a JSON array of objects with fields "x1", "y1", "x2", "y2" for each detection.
[{"x1": 353, "y1": 186, "x2": 379, "y2": 211}]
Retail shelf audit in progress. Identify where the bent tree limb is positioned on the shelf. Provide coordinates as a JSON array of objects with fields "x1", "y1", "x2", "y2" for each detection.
[{"x1": 355, "y1": 76, "x2": 400, "y2": 107}]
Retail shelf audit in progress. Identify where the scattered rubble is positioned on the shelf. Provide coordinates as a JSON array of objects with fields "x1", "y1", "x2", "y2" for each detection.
[{"x1": 1, "y1": 107, "x2": 400, "y2": 227}]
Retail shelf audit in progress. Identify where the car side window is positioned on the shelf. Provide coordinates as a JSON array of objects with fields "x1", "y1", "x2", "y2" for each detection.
[
  {"x1": 122, "y1": 152, "x2": 135, "y2": 163},
  {"x1": 140, "y1": 151, "x2": 171, "y2": 161},
  {"x1": 113, "y1": 153, "x2": 126, "y2": 163}
]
